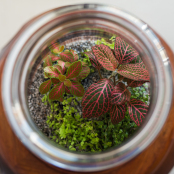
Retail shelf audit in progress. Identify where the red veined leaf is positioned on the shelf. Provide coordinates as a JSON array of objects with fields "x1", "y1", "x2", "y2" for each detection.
[
  {"x1": 130, "y1": 55, "x2": 142, "y2": 64},
  {"x1": 50, "y1": 42, "x2": 64, "y2": 55},
  {"x1": 92, "y1": 44, "x2": 118, "y2": 71},
  {"x1": 59, "y1": 96, "x2": 64, "y2": 102},
  {"x1": 43, "y1": 55, "x2": 52, "y2": 67},
  {"x1": 85, "y1": 51, "x2": 102, "y2": 70},
  {"x1": 76, "y1": 66, "x2": 90, "y2": 80},
  {"x1": 51, "y1": 78, "x2": 60, "y2": 84},
  {"x1": 39, "y1": 79, "x2": 52, "y2": 94},
  {"x1": 64, "y1": 79, "x2": 72, "y2": 87},
  {"x1": 65, "y1": 86, "x2": 71, "y2": 94},
  {"x1": 70, "y1": 81, "x2": 85, "y2": 97},
  {"x1": 58, "y1": 74, "x2": 66, "y2": 82},
  {"x1": 65, "y1": 62, "x2": 71, "y2": 68},
  {"x1": 49, "y1": 82, "x2": 65, "y2": 101},
  {"x1": 127, "y1": 98, "x2": 148, "y2": 126},
  {"x1": 60, "y1": 50, "x2": 74, "y2": 62},
  {"x1": 57, "y1": 60, "x2": 66, "y2": 74},
  {"x1": 44, "y1": 72, "x2": 49, "y2": 78},
  {"x1": 117, "y1": 63, "x2": 150, "y2": 81},
  {"x1": 139, "y1": 61, "x2": 147, "y2": 69},
  {"x1": 126, "y1": 79, "x2": 147, "y2": 87},
  {"x1": 118, "y1": 74, "x2": 124, "y2": 81},
  {"x1": 114, "y1": 37, "x2": 139, "y2": 64},
  {"x1": 51, "y1": 56, "x2": 61, "y2": 62},
  {"x1": 41, "y1": 49, "x2": 52, "y2": 60},
  {"x1": 110, "y1": 82, "x2": 131, "y2": 105},
  {"x1": 66, "y1": 61, "x2": 82, "y2": 79},
  {"x1": 43, "y1": 56, "x2": 52, "y2": 79},
  {"x1": 110, "y1": 104, "x2": 126, "y2": 124},
  {"x1": 70, "y1": 49, "x2": 79, "y2": 61},
  {"x1": 44, "y1": 66, "x2": 60, "y2": 78},
  {"x1": 82, "y1": 79, "x2": 114, "y2": 118},
  {"x1": 53, "y1": 64, "x2": 63, "y2": 74},
  {"x1": 71, "y1": 77, "x2": 79, "y2": 81},
  {"x1": 129, "y1": 55, "x2": 148, "y2": 70}
]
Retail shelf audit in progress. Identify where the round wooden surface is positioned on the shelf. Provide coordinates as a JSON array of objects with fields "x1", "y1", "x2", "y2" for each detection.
[{"x1": 0, "y1": 27, "x2": 174, "y2": 174}]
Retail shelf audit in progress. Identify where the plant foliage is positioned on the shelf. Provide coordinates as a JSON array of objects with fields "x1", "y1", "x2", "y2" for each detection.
[
  {"x1": 39, "y1": 48, "x2": 90, "y2": 102},
  {"x1": 82, "y1": 37, "x2": 150, "y2": 126},
  {"x1": 45, "y1": 85, "x2": 149, "y2": 152}
]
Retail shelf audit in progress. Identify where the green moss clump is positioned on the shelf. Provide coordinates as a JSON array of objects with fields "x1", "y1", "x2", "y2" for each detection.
[
  {"x1": 95, "y1": 36, "x2": 116, "y2": 49},
  {"x1": 44, "y1": 84, "x2": 149, "y2": 152}
]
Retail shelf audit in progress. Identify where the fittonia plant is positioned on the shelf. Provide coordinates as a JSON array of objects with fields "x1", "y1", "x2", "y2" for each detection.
[
  {"x1": 39, "y1": 37, "x2": 150, "y2": 127},
  {"x1": 82, "y1": 37, "x2": 150, "y2": 126},
  {"x1": 39, "y1": 44, "x2": 90, "y2": 101}
]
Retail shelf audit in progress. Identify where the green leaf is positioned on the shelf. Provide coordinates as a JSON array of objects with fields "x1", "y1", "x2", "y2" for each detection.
[
  {"x1": 49, "y1": 82, "x2": 65, "y2": 101},
  {"x1": 117, "y1": 63, "x2": 150, "y2": 81},
  {"x1": 92, "y1": 44, "x2": 118, "y2": 71},
  {"x1": 66, "y1": 61, "x2": 82, "y2": 79},
  {"x1": 70, "y1": 81, "x2": 84, "y2": 97},
  {"x1": 82, "y1": 79, "x2": 114, "y2": 118},
  {"x1": 44, "y1": 66, "x2": 60, "y2": 78},
  {"x1": 39, "y1": 79, "x2": 52, "y2": 94},
  {"x1": 60, "y1": 50, "x2": 74, "y2": 62},
  {"x1": 127, "y1": 98, "x2": 148, "y2": 126},
  {"x1": 110, "y1": 104, "x2": 126, "y2": 124}
]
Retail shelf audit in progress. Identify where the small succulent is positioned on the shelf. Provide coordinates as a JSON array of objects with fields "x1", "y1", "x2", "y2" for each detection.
[{"x1": 82, "y1": 37, "x2": 150, "y2": 126}]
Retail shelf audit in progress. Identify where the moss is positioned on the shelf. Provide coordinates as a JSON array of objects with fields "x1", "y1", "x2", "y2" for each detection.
[{"x1": 44, "y1": 85, "x2": 149, "y2": 152}]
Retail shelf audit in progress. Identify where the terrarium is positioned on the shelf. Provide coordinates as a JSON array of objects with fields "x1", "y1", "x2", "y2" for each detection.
[
  {"x1": 29, "y1": 35, "x2": 150, "y2": 152},
  {"x1": 1, "y1": 4, "x2": 172, "y2": 172}
]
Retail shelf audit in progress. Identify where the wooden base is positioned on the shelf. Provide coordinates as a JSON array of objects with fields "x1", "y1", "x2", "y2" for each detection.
[{"x1": 0, "y1": 31, "x2": 174, "y2": 174}]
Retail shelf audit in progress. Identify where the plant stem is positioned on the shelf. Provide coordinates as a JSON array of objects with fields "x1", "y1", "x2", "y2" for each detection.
[{"x1": 97, "y1": 69, "x2": 102, "y2": 79}]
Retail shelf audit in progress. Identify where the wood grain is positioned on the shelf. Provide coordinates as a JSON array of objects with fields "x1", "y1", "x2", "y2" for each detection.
[{"x1": 0, "y1": 30, "x2": 174, "y2": 174}]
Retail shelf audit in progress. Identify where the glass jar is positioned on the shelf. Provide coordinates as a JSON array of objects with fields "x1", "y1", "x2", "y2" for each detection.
[{"x1": 0, "y1": 4, "x2": 173, "y2": 172}]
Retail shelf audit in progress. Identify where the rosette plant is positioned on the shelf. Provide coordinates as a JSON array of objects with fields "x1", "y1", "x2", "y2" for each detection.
[
  {"x1": 82, "y1": 37, "x2": 150, "y2": 126},
  {"x1": 39, "y1": 44, "x2": 90, "y2": 102}
]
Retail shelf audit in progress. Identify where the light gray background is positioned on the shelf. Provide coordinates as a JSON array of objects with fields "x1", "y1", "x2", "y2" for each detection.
[{"x1": 0, "y1": 0, "x2": 174, "y2": 173}]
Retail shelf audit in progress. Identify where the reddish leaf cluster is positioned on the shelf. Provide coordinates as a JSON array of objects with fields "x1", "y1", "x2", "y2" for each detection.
[
  {"x1": 39, "y1": 45, "x2": 90, "y2": 102},
  {"x1": 82, "y1": 37, "x2": 150, "y2": 126}
]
